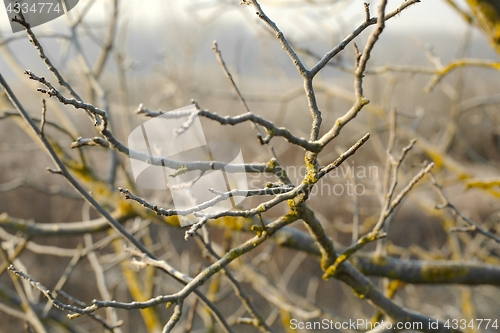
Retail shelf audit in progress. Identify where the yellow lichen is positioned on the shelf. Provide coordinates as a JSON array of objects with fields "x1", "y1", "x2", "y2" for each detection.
[{"x1": 420, "y1": 264, "x2": 469, "y2": 282}]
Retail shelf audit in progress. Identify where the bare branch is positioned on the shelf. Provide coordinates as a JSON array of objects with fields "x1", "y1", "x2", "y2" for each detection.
[{"x1": 431, "y1": 174, "x2": 500, "y2": 244}]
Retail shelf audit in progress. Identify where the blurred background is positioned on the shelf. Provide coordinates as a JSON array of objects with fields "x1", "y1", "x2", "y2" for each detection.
[{"x1": 1, "y1": 0, "x2": 500, "y2": 332}]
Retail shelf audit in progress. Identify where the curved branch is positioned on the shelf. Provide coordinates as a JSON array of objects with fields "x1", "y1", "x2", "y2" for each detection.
[{"x1": 0, "y1": 210, "x2": 133, "y2": 236}]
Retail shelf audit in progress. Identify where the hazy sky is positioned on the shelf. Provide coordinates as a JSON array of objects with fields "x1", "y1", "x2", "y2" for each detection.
[
  {"x1": 0, "y1": 0, "x2": 488, "y2": 82},
  {"x1": 0, "y1": 0, "x2": 471, "y2": 36}
]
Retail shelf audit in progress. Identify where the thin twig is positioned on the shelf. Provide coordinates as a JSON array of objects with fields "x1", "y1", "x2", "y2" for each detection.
[
  {"x1": 39, "y1": 99, "x2": 46, "y2": 137},
  {"x1": 212, "y1": 41, "x2": 280, "y2": 161},
  {"x1": 162, "y1": 301, "x2": 183, "y2": 333},
  {"x1": 8, "y1": 264, "x2": 94, "y2": 315},
  {"x1": 431, "y1": 174, "x2": 500, "y2": 244},
  {"x1": 196, "y1": 233, "x2": 274, "y2": 333}
]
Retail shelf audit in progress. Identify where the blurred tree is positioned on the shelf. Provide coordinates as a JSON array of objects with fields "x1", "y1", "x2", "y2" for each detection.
[{"x1": 466, "y1": 0, "x2": 500, "y2": 55}]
